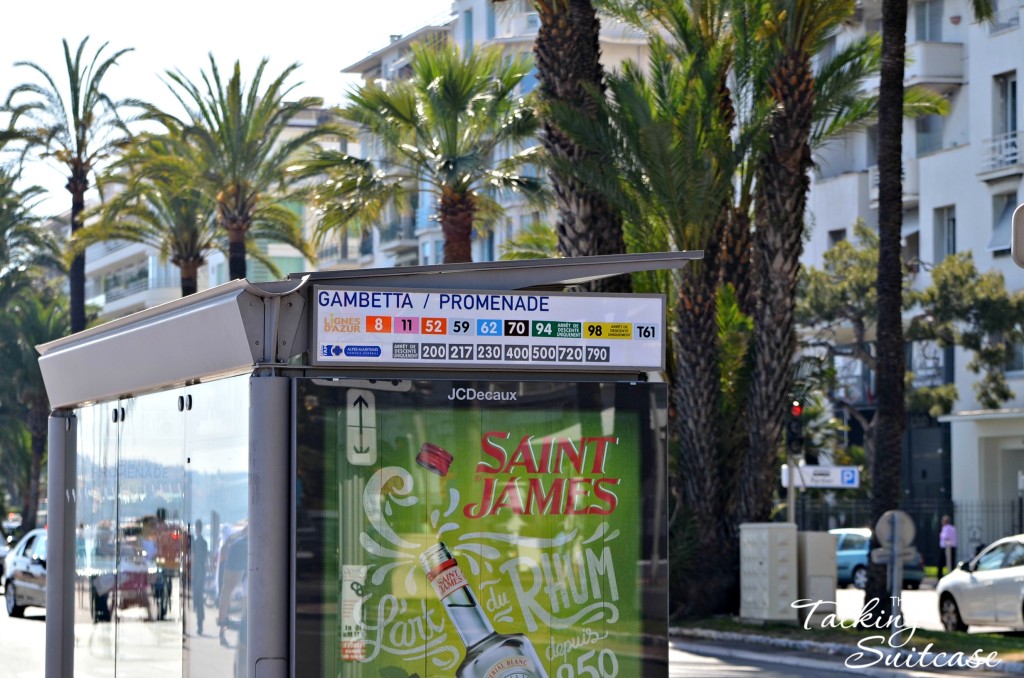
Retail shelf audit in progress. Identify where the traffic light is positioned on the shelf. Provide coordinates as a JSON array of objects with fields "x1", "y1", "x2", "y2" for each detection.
[{"x1": 786, "y1": 400, "x2": 804, "y2": 459}]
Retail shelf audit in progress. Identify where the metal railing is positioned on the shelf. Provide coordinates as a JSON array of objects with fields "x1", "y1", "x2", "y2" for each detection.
[
  {"x1": 980, "y1": 130, "x2": 1022, "y2": 172},
  {"x1": 989, "y1": 5, "x2": 1021, "y2": 33},
  {"x1": 105, "y1": 278, "x2": 149, "y2": 302}
]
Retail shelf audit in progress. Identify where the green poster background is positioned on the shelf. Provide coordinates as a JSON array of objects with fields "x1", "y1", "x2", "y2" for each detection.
[{"x1": 321, "y1": 382, "x2": 646, "y2": 678}]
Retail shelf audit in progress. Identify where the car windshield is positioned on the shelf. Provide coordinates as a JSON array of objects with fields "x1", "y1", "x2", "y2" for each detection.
[
  {"x1": 975, "y1": 542, "x2": 1013, "y2": 571},
  {"x1": 31, "y1": 534, "x2": 47, "y2": 559}
]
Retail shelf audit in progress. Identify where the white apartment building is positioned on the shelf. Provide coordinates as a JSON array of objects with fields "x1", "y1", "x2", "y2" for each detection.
[{"x1": 807, "y1": 0, "x2": 1023, "y2": 537}]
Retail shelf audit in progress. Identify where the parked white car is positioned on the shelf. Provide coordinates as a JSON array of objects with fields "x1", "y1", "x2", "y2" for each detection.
[{"x1": 936, "y1": 533, "x2": 1024, "y2": 632}]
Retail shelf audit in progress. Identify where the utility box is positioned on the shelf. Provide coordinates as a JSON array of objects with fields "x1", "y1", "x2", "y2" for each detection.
[
  {"x1": 797, "y1": 531, "x2": 837, "y2": 627},
  {"x1": 740, "y1": 523, "x2": 798, "y2": 623}
]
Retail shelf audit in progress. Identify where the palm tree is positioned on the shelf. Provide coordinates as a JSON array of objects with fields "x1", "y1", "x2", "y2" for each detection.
[
  {"x1": 79, "y1": 133, "x2": 219, "y2": 296},
  {"x1": 4, "y1": 37, "x2": 138, "y2": 333},
  {"x1": 80, "y1": 129, "x2": 303, "y2": 297},
  {"x1": 492, "y1": 0, "x2": 628, "y2": 290},
  {"x1": 0, "y1": 172, "x2": 61, "y2": 286},
  {"x1": 584, "y1": 0, "x2": 882, "y2": 617},
  {"x1": 305, "y1": 44, "x2": 546, "y2": 264},
  {"x1": 741, "y1": 0, "x2": 879, "y2": 525},
  {"x1": 153, "y1": 56, "x2": 327, "y2": 280},
  {"x1": 0, "y1": 285, "x2": 69, "y2": 531},
  {"x1": 550, "y1": 34, "x2": 737, "y2": 616},
  {"x1": 866, "y1": 0, "x2": 994, "y2": 622}
]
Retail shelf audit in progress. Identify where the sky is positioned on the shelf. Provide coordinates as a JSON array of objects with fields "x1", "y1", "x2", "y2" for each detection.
[{"x1": 0, "y1": 0, "x2": 453, "y2": 214}]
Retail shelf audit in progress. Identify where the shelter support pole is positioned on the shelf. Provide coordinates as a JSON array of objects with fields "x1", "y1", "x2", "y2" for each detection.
[
  {"x1": 45, "y1": 409, "x2": 76, "y2": 678},
  {"x1": 247, "y1": 371, "x2": 290, "y2": 678}
]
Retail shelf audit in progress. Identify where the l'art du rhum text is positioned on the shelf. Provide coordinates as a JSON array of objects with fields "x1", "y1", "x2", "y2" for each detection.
[
  {"x1": 464, "y1": 433, "x2": 621, "y2": 519},
  {"x1": 421, "y1": 544, "x2": 548, "y2": 678}
]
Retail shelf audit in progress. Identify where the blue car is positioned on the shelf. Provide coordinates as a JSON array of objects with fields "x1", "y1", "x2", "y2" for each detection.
[{"x1": 830, "y1": 527, "x2": 925, "y2": 590}]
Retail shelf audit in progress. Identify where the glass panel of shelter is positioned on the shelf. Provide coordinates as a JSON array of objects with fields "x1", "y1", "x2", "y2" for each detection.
[{"x1": 71, "y1": 373, "x2": 250, "y2": 678}]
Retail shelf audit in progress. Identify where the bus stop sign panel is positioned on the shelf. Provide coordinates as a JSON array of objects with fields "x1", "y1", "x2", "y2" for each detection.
[{"x1": 312, "y1": 287, "x2": 665, "y2": 371}]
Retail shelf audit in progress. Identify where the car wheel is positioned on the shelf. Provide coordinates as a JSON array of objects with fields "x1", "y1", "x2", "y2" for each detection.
[
  {"x1": 940, "y1": 594, "x2": 968, "y2": 632},
  {"x1": 852, "y1": 566, "x2": 868, "y2": 590},
  {"x1": 904, "y1": 580, "x2": 920, "y2": 590},
  {"x1": 5, "y1": 582, "x2": 24, "y2": 618}
]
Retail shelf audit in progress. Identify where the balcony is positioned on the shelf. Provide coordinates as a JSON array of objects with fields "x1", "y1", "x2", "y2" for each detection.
[
  {"x1": 868, "y1": 159, "x2": 919, "y2": 208},
  {"x1": 989, "y1": 4, "x2": 1020, "y2": 34},
  {"x1": 904, "y1": 41, "x2": 964, "y2": 92},
  {"x1": 979, "y1": 130, "x2": 1023, "y2": 180},
  {"x1": 371, "y1": 218, "x2": 419, "y2": 266},
  {"x1": 498, "y1": 13, "x2": 540, "y2": 40}
]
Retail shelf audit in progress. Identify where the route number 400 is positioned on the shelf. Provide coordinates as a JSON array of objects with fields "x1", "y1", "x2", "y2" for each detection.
[{"x1": 556, "y1": 649, "x2": 619, "y2": 678}]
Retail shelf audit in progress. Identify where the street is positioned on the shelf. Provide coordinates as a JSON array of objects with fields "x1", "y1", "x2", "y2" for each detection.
[{"x1": 0, "y1": 586, "x2": 1017, "y2": 677}]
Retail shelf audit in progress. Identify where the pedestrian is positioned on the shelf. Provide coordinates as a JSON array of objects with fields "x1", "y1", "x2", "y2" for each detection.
[
  {"x1": 939, "y1": 514, "x2": 958, "y2": 578},
  {"x1": 192, "y1": 519, "x2": 209, "y2": 635}
]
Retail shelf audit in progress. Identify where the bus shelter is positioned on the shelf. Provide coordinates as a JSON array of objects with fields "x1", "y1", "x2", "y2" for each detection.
[{"x1": 38, "y1": 253, "x2": 696, "y2": 678}]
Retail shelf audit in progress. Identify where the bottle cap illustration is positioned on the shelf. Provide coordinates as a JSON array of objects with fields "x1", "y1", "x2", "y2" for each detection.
[{"x1": 416, "y1": 442, "x2": 453, "y2": 477}]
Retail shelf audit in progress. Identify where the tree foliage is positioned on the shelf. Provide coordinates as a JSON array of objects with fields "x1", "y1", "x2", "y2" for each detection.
[
  {"x1": 3, "y1": 37, "x2": 140, "y2": 332},
  {"x1": 798, "y1": 224, "x2": 1024, "y2": 460},
  {"x1": 304, "y1": 44, "x2": 547, "y2": 264},
  {"x1": 151, "y1": 55, "x2": 328, "y2": 280}
]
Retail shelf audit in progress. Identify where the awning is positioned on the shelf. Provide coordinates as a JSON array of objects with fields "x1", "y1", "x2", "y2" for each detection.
[{"x1": 987, "y1": 197, "x2": 1016, "y2": 251}]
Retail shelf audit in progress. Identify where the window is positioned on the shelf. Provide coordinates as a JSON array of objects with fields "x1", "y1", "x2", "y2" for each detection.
[
  {"x1": 910, "y1": 340, "x2": 945, "y2": 387},
  {"x1": 914, "y1": 0, "x2": 944, "y2": 42},
  {"x1": 975, "y1": 542, "x2": 1012, "y2": 571},
  {"x1": 934, "y1": 205, "x2": 956, "y2": 260},
  {"x1": 486, "y1": 2, "x2": 496, "y2": 40},
  {"x1": 842, "y1": 533, "x2": 869, "y2": 550},
  {"x1": 995, "y1": 72, "x2": 1018, "y2": 137},
  {"x1": 827, "y1": 228, "x2": 846, "y2": 248},
  {"x1": 1006, "y1": 542, "x2": 1024, "y2": 568},
  {"x1": 988, "y1": 191, "x2": 1017, "y2": 252},
  {"x1": 520, "y1": 67, "x2": 539, "y2": 95},
  {"x1": 866, "y1": 125, "x2": 879, "y2": 166},
  {"x1": 463, "y1": 10, "x2": 474, "y2": 50},
  {"x1": 916, "y1": 114, "x2": 944, "y2": 155},
  {"x1": 1005, "y1": 342, "x2": 1024, "y2": 373}
]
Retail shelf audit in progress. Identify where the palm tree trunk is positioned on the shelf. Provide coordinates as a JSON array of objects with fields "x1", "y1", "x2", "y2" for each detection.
[
  {"x1": 719, "y1": 208, "x2": 755, "y2": 318},
  {"x1": 23, "y1": 404, "x2": 46, "y2": 532},
  {"x1": 674, "y1": 246, "x2": 738, "y2": 616},
  {"x1": 227, "y1": 228, "x2": 247, "y2": 280},
  {"x1": 68, "y1": 169, "x2": 88, "y2": 333},
  {"x1": 179, "y1": 260, "x2": 201, "y2": 296},
  {"x1": 742, "y1": 50, "x2": 815, "y2": 523},
  {"x1": 534, "y1": 0, "x2": 629, "y2": 293},
  {"x1": 865, "y1": 0, "x2": 909, "y2": 624},
  {"x1": 439, "y1": 187, "x2": 475, "y2": 263}
]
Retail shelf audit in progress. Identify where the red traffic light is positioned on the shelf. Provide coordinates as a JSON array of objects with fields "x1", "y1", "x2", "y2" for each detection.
[{"x1": 790, "y1": 401, "x2": 803, "y2": 417}]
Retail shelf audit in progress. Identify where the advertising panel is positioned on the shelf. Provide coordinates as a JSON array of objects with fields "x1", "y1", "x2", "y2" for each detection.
[
  {"x1": 295, "y1": 378, "x2": 668, "y2": 678},
  {"x1": 311, "y1": 287, "x2": 665, "y2": 371}
]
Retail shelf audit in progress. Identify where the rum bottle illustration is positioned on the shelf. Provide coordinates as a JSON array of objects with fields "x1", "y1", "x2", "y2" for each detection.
[{"x1": 420, "y1": 542, "x2": 548, "y2": 678}]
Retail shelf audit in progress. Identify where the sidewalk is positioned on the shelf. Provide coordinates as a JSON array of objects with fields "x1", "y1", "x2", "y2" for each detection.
[{"x1": 670, "y1": 626, "x2": 1024, "y2": 677}]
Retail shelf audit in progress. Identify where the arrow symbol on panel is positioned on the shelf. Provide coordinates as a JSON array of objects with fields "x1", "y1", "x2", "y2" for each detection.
[{"x1": 353, "y1": 395, "x2": 371, "y2": 456}]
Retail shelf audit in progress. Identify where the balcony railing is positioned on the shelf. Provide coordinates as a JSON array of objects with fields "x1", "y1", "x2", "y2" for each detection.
[
  {"x1": 105, "y1": 278, "x2": 149, "y2": 302},
  {"x1": 980, "y1": 130, "x2": 1022, "y2": 173},
  {"x1": 989, "y1": 5, "x2": 1020, "y2": 33},
  {"x1": 867, "y1": 159, "x2": 919, "y2": 206}
]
